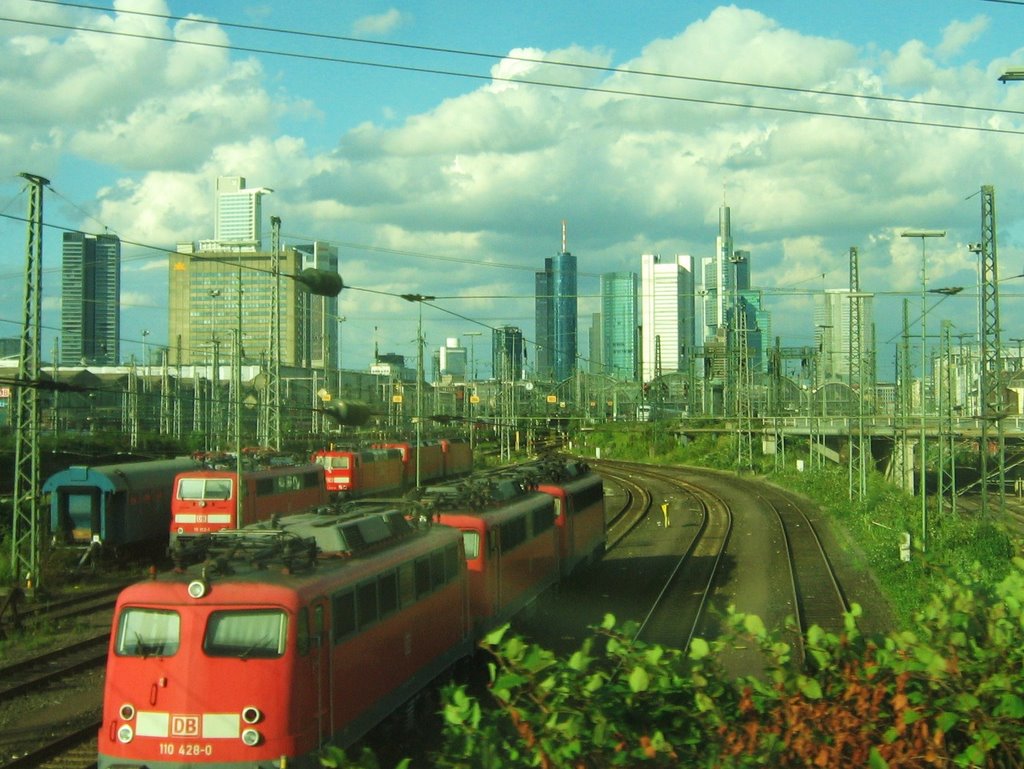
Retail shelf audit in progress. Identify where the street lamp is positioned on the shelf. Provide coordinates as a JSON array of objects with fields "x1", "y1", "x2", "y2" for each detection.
[
  {"x1": 402, "y1": 293, "x2": 435, "y2": 488},
  {"x1": 901, "y1": 228, "x2": 946, "y2": 552}
]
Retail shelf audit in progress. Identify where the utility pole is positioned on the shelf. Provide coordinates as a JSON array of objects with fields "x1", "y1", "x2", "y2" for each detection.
[{"x1": 11, "y1": 172, "x2": 48, "y2": 590}]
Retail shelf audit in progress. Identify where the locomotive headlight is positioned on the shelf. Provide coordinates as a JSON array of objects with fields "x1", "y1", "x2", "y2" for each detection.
[
  {"x1": 242, "y1": 706, "x2": 263, "y2": 724},
  {"x1": 187, "y1": 579, "x2": 209, "y2": 599},
  {"x1": 117, "y1": 725, "x2": 134, "y2": 744},
  {"x1": 118, "y1": 703, "x2": 136, "y2": 720},
  {"x1": 241, "y1": 728, "x2": 262, "y2": 746}
]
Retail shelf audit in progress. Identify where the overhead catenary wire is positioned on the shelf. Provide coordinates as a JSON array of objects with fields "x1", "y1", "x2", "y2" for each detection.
[{"x1": 3, "y1": 2, "x2": 1024, "y2": 136}]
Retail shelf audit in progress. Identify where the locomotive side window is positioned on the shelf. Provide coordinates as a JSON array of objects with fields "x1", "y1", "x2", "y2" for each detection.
[
  {"x1": 444, "y1": 542, "x2": 460, "y2": 578},
  {"x1": 116, "y1": 608, "x2": 180, "y2": 657},
  {"x1": 332, "y1": 590, "x2": 356, "y2": 641},
  {"x1": 500, "y1": 515, "x2": 528, "y2": 553},
  {"x1": 379, "y1": 571, "x2": 399, "y2": 617},
  {"x1": 532, "y1": 505, "x2": 554, "y2": 533},
  {"x1": 414, "y1": 556, "x2": 432, "y2": 598},
  {"x1": 430, "y1": 549, "x2": 446, "y2": 589},
  {"x1": 398, "y1": 563, "x2": 415, "y2": 607},
  {"x1": 204, "y1": 609, "x2": 286, "y2": 658},
  {"x1": 357, "y1": 581, "x2": 379, "y2": 626}
]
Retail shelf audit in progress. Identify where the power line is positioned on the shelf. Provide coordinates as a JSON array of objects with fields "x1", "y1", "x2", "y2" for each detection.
[
  {"x1": 26, "y1": 0, "x2": 1024, "y2": 120},
  {"x1": 4, "y1": 6, "x2": 1024, "y2": 136}
]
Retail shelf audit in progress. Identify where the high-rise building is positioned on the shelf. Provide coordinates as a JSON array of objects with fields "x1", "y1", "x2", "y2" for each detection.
[
  {"x1": 203, "y1": 176, "x2": 272, "y2": 252},
  {"x1": 168, "y1": 246, "x2": 325, "y2": 368},
  {"x1": 293, "y1": 241, "x2": 339, "y2": 370},
  {"x1": 600, "y1": 271, "x2": 639, "y2": 381},
  {"x1": 435, "y1": 337, "x2": 468, "y2": 383},
  {"x1": 700, "y1": 205, "x2": 750, "y2": 342},
  {"x1": 815, "y1": 288, "x2": 875, "y2": 382},
  {"x1": 61, "y1": 232, "x2": 120, "y2": 365},
  {"x1": 493, "y1": 326, "x2": 525, "y2": 381},
  {"x1": 640, "y1": 254, "x2": 695, "y2": 382},
  {"x1": 534, "y1": 223, "x2": 578, "y2": 382}
]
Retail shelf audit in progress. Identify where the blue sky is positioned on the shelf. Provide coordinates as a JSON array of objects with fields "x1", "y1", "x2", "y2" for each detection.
[{"x1": 1, "y1": 0, "x2": 1023, "y2": 379}]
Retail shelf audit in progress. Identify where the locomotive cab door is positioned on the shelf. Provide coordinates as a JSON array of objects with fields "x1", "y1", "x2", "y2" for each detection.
[{"x1": 310, "y1": 598, "x2": 330, "y2": 746}]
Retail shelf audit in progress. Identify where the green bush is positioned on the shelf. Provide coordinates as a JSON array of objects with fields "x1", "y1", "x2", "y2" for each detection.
[{"x1": 435, "y1": 557, "x2": 1024, "y2": 767}]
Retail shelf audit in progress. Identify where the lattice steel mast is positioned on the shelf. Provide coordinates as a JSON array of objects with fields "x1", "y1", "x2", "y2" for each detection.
[
  {"x1": 976, "y1": 185, "x2": 1005, "y2": 517},
  {"x1": 848, "y1": 247, "x2": 867, "y2": 501},
  {"x1": 11, "y1": 172, "x2": 48, "y2": 589}
]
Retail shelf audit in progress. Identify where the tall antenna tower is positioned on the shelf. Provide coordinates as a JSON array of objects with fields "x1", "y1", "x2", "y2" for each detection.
[{"x1": 848, "y1": 247, "x2": 867, "y2": 501}]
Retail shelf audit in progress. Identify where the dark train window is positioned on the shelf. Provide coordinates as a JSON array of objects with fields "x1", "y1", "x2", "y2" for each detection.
[
  {"x1": 532, "y1": 505, "x2": 554, "y2": 534},
  {"x1": 572, "y1": 483, "x2": 604, "y2": 513},
  {"x1": 204, "y1": 610, "x2": 286, "y2": 658},
  {"x1": 379, "y1": 571, "x2": 399, "y2": 617},
  {"x1": 398, "y1": 562, "x2": 415, "y2": 607},
  {"x1": 414, "y1": 555, "x2": 432, "y2": 598},
  {"x1": 444, "y1": 543, "x2": 460, "y2": 580},
  {"x1": 332, "y1": 590, "x2": 356, "y2": 641},
  {"x1": 357, "y1": 581, "x2": 379, "y2": 626},
  {"x1": 255, "y1": 478, "x2": 274, "y2": 496},
  {"x1": 500, "y1": 515, "x2": 527, "y2": 553},
  {"x1": 431, "y1": 549, "x2": 446, "y2": 589},
  {"x1": 303, "y1": 471, "x2": 322, "y2": 489}
]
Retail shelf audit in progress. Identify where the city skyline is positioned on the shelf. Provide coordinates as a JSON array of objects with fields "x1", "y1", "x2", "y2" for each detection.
[{"x1": 1, "y1": 2, "x2": 1022, "y2": 380}]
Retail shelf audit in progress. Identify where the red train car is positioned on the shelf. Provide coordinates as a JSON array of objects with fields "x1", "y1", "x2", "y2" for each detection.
[
  {"x1": 99, "y1": 508, "x2": 471, "y2": 769},
  {"x1": 523, "y1": 457, "x2": 606, "y2": 576},
  {"x1": 440, "y1": 439, "x2": 474, "y2": 479},
  {"x1": 421, "y1": 472, "x2": 560, "y2": 634},
  {"x1": 170, "y1": 453, "x2": 328, "y2": 545},
  {"x1": 372, "y1": 440, "x2": 446, "y2": 486},
  {"x1": 310, "y1": 447, "x2": 405, "y2": 498}
]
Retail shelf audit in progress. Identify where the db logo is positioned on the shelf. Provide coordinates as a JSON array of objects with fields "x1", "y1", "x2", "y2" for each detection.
[{"x1": 171, "y1": 715, "x2": 201, "y2": 737}]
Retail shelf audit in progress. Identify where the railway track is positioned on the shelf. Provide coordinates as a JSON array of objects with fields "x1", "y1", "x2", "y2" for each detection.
[{"x1": 588, "y1": 460, "x2": 851, "y2": 670}]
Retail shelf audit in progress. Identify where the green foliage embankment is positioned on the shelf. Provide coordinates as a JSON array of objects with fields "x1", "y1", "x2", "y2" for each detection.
[{"x1": 436, "y1": 556, "x2": 1024, "y2": 767}]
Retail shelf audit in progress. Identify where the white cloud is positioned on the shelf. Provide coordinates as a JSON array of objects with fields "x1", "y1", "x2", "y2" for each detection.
[
  {"x1": 352, "y1": 9, "x2": 410, "y2": 37},
  {"x1": 2, "y1": 2, "x2": 1020, "y2": 374}
]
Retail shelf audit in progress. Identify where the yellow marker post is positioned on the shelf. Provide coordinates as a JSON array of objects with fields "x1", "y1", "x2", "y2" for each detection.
[{"x1": 661, "y1": 501, "x2": 670, "y2": 527}]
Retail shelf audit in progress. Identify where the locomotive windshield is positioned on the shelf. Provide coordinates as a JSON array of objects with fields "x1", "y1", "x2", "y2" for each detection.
[
  {"x1": 116, "y1": 608, "x2": 181, "y2": 657},
  {"x1": 178, "y1": 477, "x2": 233, "y2": 501},
  {"x1": 204, "y1": 609, "x2": 287, "y2": 658},
  {"x1": 316, "y1": 455, "x2": 350, "y2": 470}
]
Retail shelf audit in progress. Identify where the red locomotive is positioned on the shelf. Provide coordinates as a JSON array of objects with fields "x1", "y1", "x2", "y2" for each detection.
[
  {"x1": 99, "y1": 505, "x2": 471, "y2": 769},
  {"x1": 312, "y1": 439, "x2": 473, "y2": 499},
  {"x1": 521, "y1": 457, "x2": 606, "y2": 576},
  {"x1": 371, "y1": 439, "x2": 446, "y2": 485},
  {"x1": 310, "y1": 447, "x2": 405, "y2": 498},
  {"x1": 101, "y1": 457, "x2": 604, "y2": 768},
  {"x1": 420, "y1": 469, "x2": 561, "y2": 635},
  {"x1": 170, "y1": 451, "x2": 328, "y2": 545}
]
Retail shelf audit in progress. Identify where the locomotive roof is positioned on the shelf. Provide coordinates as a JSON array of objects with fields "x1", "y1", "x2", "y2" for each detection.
[{"x1": 154, "y1": 507, "x2": 458, "y2": 594}]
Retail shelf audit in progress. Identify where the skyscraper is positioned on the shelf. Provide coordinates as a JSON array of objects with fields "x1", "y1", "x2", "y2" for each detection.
[
  {"x1": 600, "y1": 271, "x2": 639, "y2": 381},
  {"x1": 61, "y1": 232, "x2": 120, "y2": 365},
  {"x1": 493, "y1": 326, "x2": 525, "y2": 381},
  {"x1": 293, "y1": 241, "x2": 340, "y2": 369},
  {"x1": 534, "y1": 222, "x2": 578, "y2": 381},
  {"x1": 208, "y1": 176, "x2": 271, "y2": 251},
  {"x1": 701, "y1": 204, "x2": 750, "y2": 342},
  {"x1": 815, "y1": 288, "x2": 875, "y2": 382},
  {"x1": 640, "y1": 254, "x2": 694, "y2": 382}
]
